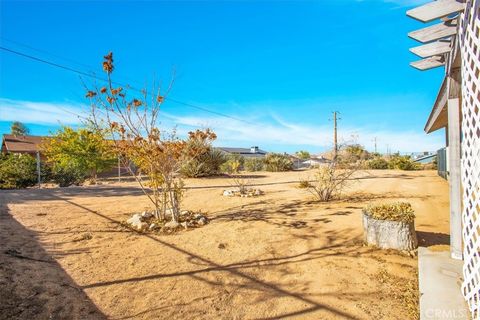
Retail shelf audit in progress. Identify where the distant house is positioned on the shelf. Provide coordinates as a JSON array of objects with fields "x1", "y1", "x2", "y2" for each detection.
[
  {"x1": 1, "y1": 134, "x2": 46, "y2": 156},
  {"x1": 217, "y1": 146, "x2": 267, "y2": 158}
]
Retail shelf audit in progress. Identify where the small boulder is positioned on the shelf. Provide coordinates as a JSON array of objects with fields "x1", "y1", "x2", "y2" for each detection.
[
  {"x1": 180, "y1": 210, "x2": 190, "y2": 216},
  {"x1": 141, "y1": 211, "x2": 153, "y2": 219},
  {"x1": 127, "y1": 214, "x2": 142, "y2": 225},
  {"x1": 137, "y1": 222, "x2": 149, "y2": 231},
  {"x1": 149, "y1": 223, "x2": 158, "y2": 231},
  {"x1": 164, "y1": 220, "x2": 180, "y2": 229},
  {"x1": 180, "y1": 222, "x2": 188, "y2": 229},
  {"x1": 223, "y1": 190, "x2": 235, "y2": 197},
  {"x1": 197, "y1": 216, "x2": 208, "y2": 226}
]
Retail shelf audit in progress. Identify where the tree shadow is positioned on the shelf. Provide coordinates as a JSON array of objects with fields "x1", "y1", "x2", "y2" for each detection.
[{"x1": 0, "y1": 202, "x2": 106, "y2": 319}]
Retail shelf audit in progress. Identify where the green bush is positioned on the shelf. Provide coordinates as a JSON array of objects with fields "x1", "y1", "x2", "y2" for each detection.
[
  {"x1": 181, "y1": 148, "x2": 226, "y2": 178},
  {"x1": 51, "y1": 163, "x2": 87, "y2": 187},
  {"x1": 388, "y1": 155, "x2": 419, "y2": 171},
  {"x1": 365, "y1": 157, "x2": 389, "y2": 169},
  {"x1": 220, "y1": 154, "x2": 244, "y2": 174},
  {"x1": 363, "y1": 202, "x2": 415, "y2": 223},
  {"x1": 0, "y1": 153, "x2": 38, "y2": 189},
  {"x1": 264, "y1": 153, "x2": 293, "y2": 172},
  {"x1": 244, "y1": 158, "x2": 264, "y2": 172}
]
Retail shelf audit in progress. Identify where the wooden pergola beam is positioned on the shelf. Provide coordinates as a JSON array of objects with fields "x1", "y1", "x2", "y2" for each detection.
[
  {"x1": 410, "y1": 55, "x2": 445, "y2": 70},
  {"x1": 406, "y1": 0, "x2": 465, "y2": 23},
  {"x1": 410, "y1": 40, "x2": 451, "y2": 58},
  {"x1": 408, "y1": 20, "x2": 458, "y2": 43}
]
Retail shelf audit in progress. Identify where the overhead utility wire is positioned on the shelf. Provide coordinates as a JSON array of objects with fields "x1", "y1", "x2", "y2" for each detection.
[{"x1": 0, "y1": 45, "x2": 256, "y2": 126}]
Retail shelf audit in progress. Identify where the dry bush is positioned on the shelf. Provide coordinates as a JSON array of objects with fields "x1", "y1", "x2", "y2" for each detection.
[
  {"x1": 304, "y1": 164, "x2": 357, "y2": 202},
  {"x1": 363, "y1": 202, "x2": 415, "y2": 223},
  {"x1": 230, "y1": 177, "x2": 252, "y2": 195}
]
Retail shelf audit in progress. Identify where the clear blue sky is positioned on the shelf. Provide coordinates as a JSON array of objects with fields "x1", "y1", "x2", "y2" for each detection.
[{"x1": 0, "y1": 0, "x2": 444, "y2": 153}]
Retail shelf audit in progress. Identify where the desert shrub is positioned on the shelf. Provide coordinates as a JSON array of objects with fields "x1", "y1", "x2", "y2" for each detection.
[
  {"x1": 298, "y1": 179, "x2": 311, "y2": 189},
  {"x1": 42, "y1": 126, "x2": 117, "y2": 182},
  {"x1": 181, "y1": 147, "x2": 226, "y2": 178},
  {"x1": 51, "y1": 163, "x2": 87, "y2": 187},
  {"x1": 264, "y1": 153, "x2": 293, "y2": 172},
  {"x1": 295, "y1": 150, "x2": 310, "y2": 160},
  {"x1": 363, "y1": 202, "x2": 415, "y2": 223},
  {"x1": 365, "y1": 157, "x2": 389, "y2": 169},
  {"x1": 220, "y1": 154, "x2": 244, "y2": 174},
  {"x1": 0, "y1": 153, "x2": 37, "y2": 189},
  {"x1": 388, "y1": 155, "x2": 419, "y2": 171},
  {"x1": 244, "y1": 158, "x2": 264, "y2": 172},
  {"x1": 305, "y1": 164, "x2": 356, "y2": 202}
]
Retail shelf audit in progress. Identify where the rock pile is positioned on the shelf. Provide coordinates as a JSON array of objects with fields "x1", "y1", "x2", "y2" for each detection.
[
  {"x1": 125, "y1": 210, "x2": 209, "y2": 232},
  {"x1": 222, "y1": 188, "x2": 264, "y2": 197}
]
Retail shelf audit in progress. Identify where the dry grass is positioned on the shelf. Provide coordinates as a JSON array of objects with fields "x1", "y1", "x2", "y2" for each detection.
[{"x1": 363, "y1": 202, "x2": 415, "y2": 223}]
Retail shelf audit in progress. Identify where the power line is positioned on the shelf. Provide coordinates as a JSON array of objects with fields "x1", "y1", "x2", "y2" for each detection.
[{"x1": 0, "y1": 45, "x2": 256, "y2": 126}]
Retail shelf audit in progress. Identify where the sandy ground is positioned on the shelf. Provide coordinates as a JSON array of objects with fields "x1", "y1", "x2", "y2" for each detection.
[{"x1": 0, "y1": 169, "x2": 450, "y2": 319}]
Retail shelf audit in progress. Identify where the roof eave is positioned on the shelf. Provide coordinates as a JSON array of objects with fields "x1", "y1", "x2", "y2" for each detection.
[{"x1": 424, "y1": 76, "x2": 448, "y2": 133}]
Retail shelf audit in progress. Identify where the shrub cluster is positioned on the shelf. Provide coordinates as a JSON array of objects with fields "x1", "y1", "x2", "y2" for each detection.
[
  {"x1": 181, "y1": 148, "x2": 226, "y2": 178},
  {"x1": 0, "y1": 153, "x2": 38, "y2": 189},
  {"x1": 264, "y1": 153, "x2": 293, "y2": 172}
]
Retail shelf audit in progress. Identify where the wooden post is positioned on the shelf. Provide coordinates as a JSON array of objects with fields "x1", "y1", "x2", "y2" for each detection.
[
  {"x1": 447, "y1": 97, "x2": 462, "y2": 260},
  {"x1": 118, "y1": 156, "x2": 121, "y2": 182},
  {"x1": 36, "y1": 151, "x2": 41, "y2": 188}
]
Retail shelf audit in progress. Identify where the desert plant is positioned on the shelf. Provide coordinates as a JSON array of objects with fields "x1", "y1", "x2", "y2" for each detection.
[
  {"x1": 298, "y1": 179, "x2": 311, "y2": 189},
  {"x1": 42, "y1": 126, "x2": 117, "y2": 182},
  {"x1": 85, "y1": 52, "x2": 216, "y2": 224},
  {"x1": 50, "y1": 163, "x2": 87, "y2": 187},
  {"x1": 388, "y1": 155, "x2": 419, "y2": 171},
  {"x1": 304, "y1": 164, "x2": 357, "y2": 202},
  {"x1": 181, "y1": 144, "x2": 226, "y2": 177},
  {"x1": 365, "y1": 157, "x2": 389, "y2": 169},
  {"x1": 231, "y1": 177, "x2": 252, "y2": 195},
  {"x1": 363, "y1": 202, "x2": 415, "y2": 223},
  {"x1": 264, "y1": 153, "x2": 293, "y2": 172},
  {"x1": 244, "y1": 157, "x2": 264, "y2": 172},
  {"x1": 295, "y1": 150, "x2": 310, "y2": 160},
  {"x1": 220, "y1": 154, "x2": 244, "y2": 174},
  {"x1": 0, "y1": 153, "x2": 37, "y2": 189}
]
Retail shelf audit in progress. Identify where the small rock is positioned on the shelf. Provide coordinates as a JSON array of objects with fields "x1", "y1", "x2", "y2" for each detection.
[
  {"x1": 164, "y1": 220, "x2": 180, "y2": 229},
  {"x1": 197, "y1": 217, "x2": 208, "y2": 226},
  {"x1": 193, "y1": 213, "x2": 203, "y2": 219},
  {"x1": 218, "y1": 243, "x2": 226, "y2": 249},
  {"x1": 254, "y1": 189, "x2": 262, "y2": 196},
  {"x1": 127, "y1": 214, "x2": 143, "y2": 225},
  {"x1": 137, "y1": 222, "x2": 149, "y2": 231},
  {"x1": 223, "y1": 190, "x2": 235, "y2": 197},
  {"x1": 180, "y1": 210, "x2": 190, "y2": 216},
  {"x1": 180, "y1": 222, "x2": 188, "y2": 229},
  {"x1": 141, "y1": 211, "x2": 153, "y2": 219},
  {"x1": 149, "y1": 223, "x2": 158, "y2": 231}
]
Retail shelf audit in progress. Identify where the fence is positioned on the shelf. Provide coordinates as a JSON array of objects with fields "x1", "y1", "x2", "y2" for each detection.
[
  {"x1": 437, "y1": 147, "x2": 447, "y2": 180},
  {"x1": 460, "y1": 0, "x2": 480, "y2": 317}
]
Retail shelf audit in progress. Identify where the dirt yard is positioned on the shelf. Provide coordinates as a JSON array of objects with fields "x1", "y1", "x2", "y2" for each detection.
[{"x1": 0, "y1": 169, "x2": 450, "y2": 319}]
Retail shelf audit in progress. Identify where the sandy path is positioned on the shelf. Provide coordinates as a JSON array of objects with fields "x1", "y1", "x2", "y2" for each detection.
[{"x1": 0, "y1": 170, "x2": 449, "y2": 319}]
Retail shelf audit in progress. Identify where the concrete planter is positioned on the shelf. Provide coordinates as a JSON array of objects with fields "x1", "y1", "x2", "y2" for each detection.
[{"x1": 362, "y1": 213, "x2": 418, "y2": 251}]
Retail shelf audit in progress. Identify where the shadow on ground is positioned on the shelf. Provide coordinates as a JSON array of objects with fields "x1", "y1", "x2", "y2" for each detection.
[{"x1": 0, "y1": 202, "x2": 106, "y2": 320}]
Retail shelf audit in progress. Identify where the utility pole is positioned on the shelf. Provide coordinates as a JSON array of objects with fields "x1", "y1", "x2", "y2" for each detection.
[
  {"x1": 332, "y1": 111, "x2": 339, "y2": 161},
  {"x1": 372, "y1": 137, "x2": 377, "y2": 153}
]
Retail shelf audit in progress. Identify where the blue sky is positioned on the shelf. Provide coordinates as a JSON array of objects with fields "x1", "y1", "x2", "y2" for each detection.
[{"x1": 0, "y1": 0, "x2": 444, "y2": 153}]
